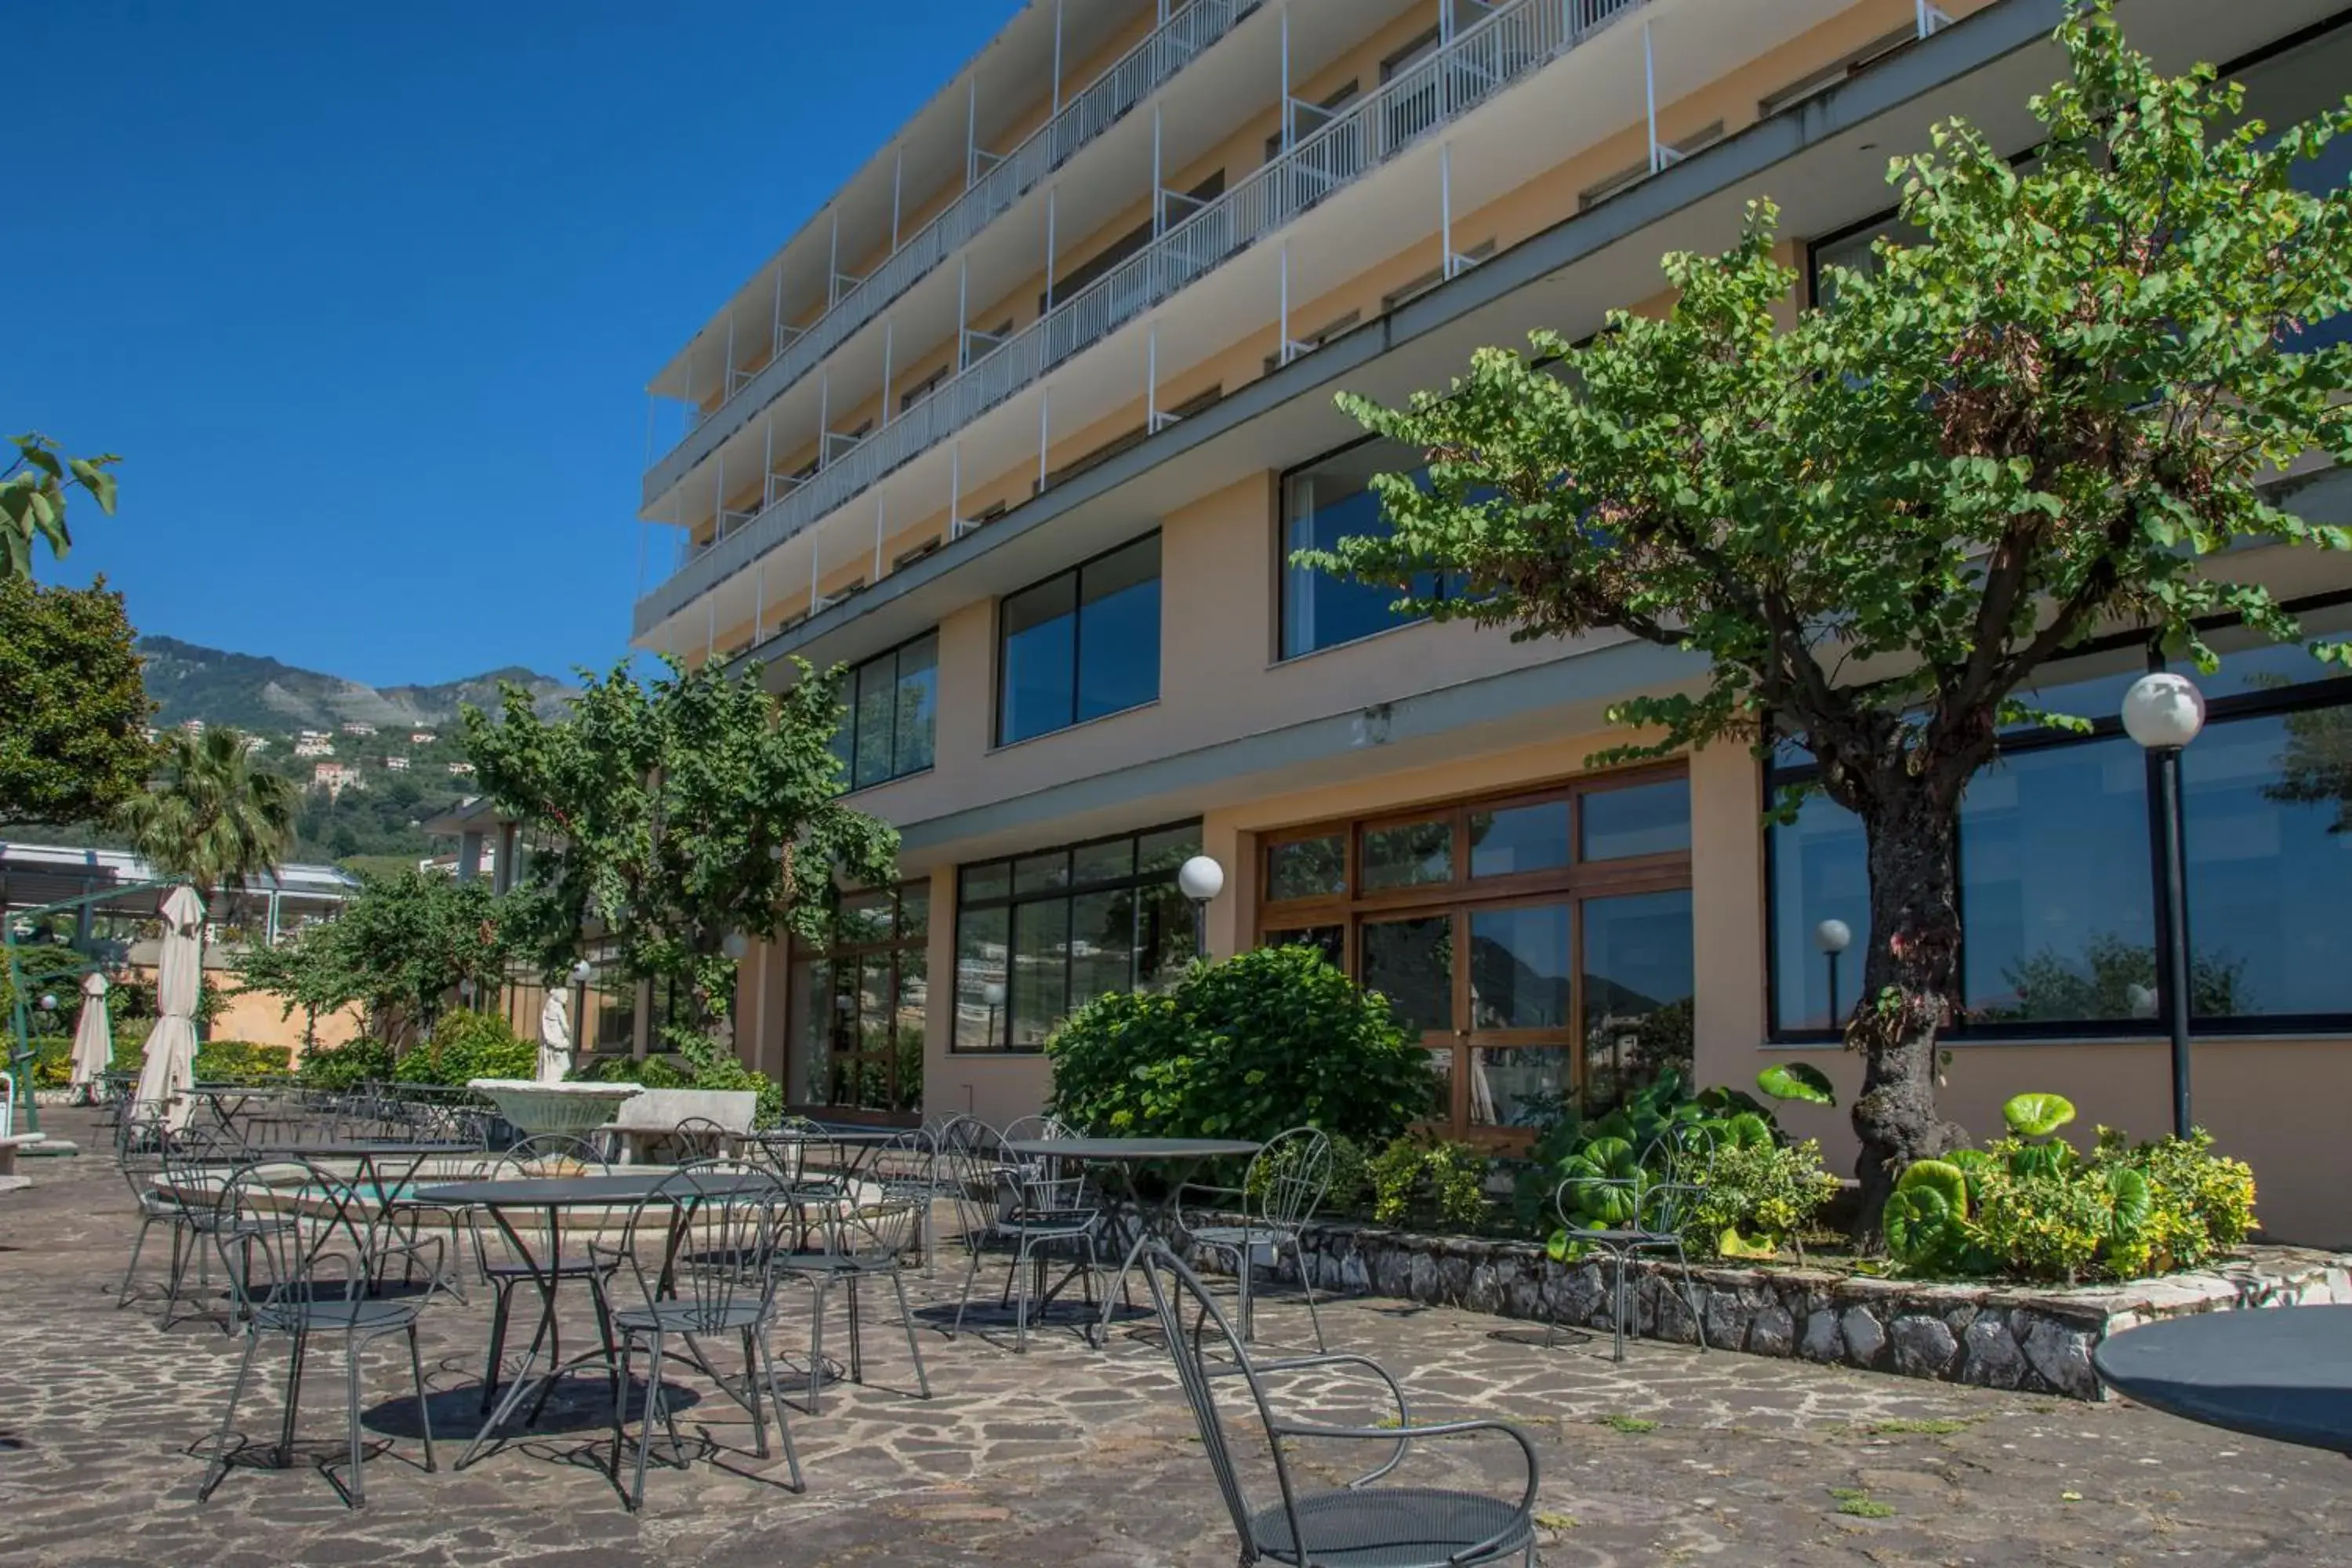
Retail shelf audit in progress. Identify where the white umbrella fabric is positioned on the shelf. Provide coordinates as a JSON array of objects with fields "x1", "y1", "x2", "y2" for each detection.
[
  {"x1": 536, "y1": 987, "x2": 575, "y2": 1085},
  {"x1": 132, "y1": 885, "x2": 206, "y2": 1130},
  {"x1": 68, "y1": 971, "x2": 112, "y2": 1097}
]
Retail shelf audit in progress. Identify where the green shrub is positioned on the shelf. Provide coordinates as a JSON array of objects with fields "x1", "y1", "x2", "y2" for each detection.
[
  {"x1": 1046, "y1": 946, "x2": 1432, "y2": 1145},
  {"x1": 1690, "y1": 1137, "x2": 1841, "y2": 1257},
  {"x1": 21, "y1": 1036, "x2": 72, "y2": 1087},
  {"x1": 192, "y1": 1040, "x2": 293, "y2": 1083},
  {"x1": 296, "y1": 1036, "x2": 396, "y2": 1090},
  {"x1": 1884, "y1": 1092, "x2": 2259, "y2": 1283},
  {"x1": 1326, "y1": 1134, "x2": 1493, "y2": 1230},
  {"x1": 390, "y1": 1010, "x2": 535, "y2": 1087}
]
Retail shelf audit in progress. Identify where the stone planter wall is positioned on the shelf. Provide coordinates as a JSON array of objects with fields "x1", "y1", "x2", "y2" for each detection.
[{"x1": 1248, "y1": 1221, "x2": 2352, "y2": 1400}]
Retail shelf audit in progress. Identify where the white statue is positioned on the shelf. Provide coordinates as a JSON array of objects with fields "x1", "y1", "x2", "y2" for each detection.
[{"x1": 535, "y1": 987, "x2": 575, "y2": 1085}]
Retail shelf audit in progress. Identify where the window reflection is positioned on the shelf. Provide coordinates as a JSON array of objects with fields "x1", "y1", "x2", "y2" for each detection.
[
  {"x1": 1581, "y1": 891, "x2": 1694, "y2": 1112},
  {"x1": 2188, "y1": 713, "x2": 2352, "y2": 1016},
  {"x1": 1281, "y1": 438, "x2": 1445, "y2": 659},
  {"x1": 1360, "y1": 915, "x2": 1452, "y2": 1033},
  {"x1": 1468, "y1": 904, "x2": 1571, "y2": 1029},
  {"x1": 999, "y1": 535, "x2": 1162, "y2": 743},
  {"x1": 1769, "y1": 794, "x2": 1869, "y2": 1032},
  {"x1": 1468, "y1": 803, "x2": 1568, "y2": 877},
  {"x1": 1362, "y1": 818, "x2": 1452, "y2": 891},
  {"x1": 1269, "y1": 834, "x2": 1348, "y2": 899},
  {"x1": 1581, "y1": 779, "x2": 1693, "y2": 860}
]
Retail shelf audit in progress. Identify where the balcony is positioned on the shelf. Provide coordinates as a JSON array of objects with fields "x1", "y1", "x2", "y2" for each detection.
[
  {"x1": 643, "y1": 0, "x2": 1260, "y2": 503},
  {"x1": 636, "y1": 0, "x2": 1650, "y2": 638}
]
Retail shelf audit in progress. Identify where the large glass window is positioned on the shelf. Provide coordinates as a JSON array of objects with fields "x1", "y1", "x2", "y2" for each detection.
[
  {"x1": 1767, "y1": 621, "x2": 2352, "y2": 1036},
  {"x1": 1280, "y1": 437, "x2": 1461, "y2": 659},
  {"x1": 998, "y1": 534, "x2": 1161, "y2": 744},
  {"x1": 1256, "y1": 769, "x2": 1693, "y2": 1136},
  {"x1": 833, "y1": 632, "x2": 938, "y2": 792},
  {"x1": 785, "y1": 884, "x2": 928, "y2": 1120},
  {"x1": 953, "y1": 821, "x2": 1200, "y2": 1051}
]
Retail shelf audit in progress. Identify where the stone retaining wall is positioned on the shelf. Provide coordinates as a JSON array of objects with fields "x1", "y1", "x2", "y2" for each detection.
[{"x1": 1254, "y1": 1222, "x2": 2352, "y2": 1400}]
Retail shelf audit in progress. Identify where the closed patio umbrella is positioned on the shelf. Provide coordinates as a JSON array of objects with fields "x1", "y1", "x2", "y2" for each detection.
[
  {"x1": 131, "y1": 885, "x2": 205, "y2": 1130},
  {"x1": 67, "y1": 971, "x2": 111, "y2": 1100}
]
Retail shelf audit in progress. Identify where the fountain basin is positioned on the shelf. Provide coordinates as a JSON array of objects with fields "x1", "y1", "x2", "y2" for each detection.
[{"x1": 467, "y1": 1079, "x2": 643, "y2": 1137}]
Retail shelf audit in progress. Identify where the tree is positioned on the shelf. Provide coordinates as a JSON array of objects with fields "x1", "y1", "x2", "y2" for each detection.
[
  {"x1": 1305, "y1": 5, "x2": 2352, "y2": 1236},
  {"x1": 116, "y1": 725, "x2": 297, "y2": 896},
  {"x1": 235, "y1": 869, "x2": 516, "y2": 1047},
  {"x1": 1, "y1": 433, "x2": 117, "y2": 579},
  {"x1": 463, "y1": 654, "x2": 896, "y2": 1063},
  {"x1": 0, "y1": 575, "x2": 153, "y2": 827}
]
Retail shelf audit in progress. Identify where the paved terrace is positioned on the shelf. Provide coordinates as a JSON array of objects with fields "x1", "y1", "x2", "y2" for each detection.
[{"x1": 1, "y1": 1109, "x2": 2344, "y2": 1567}]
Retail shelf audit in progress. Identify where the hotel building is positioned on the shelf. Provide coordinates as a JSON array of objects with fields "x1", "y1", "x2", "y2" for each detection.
[{"x1": 626, "y1": 0, "x2": 2352, "y2": 1243}]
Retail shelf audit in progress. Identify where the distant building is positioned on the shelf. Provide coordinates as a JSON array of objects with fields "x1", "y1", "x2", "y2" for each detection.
[
  {"x1": 292, "y1": 738, "x2": 335, "y2": 759},
  {"x1": 141, "y1": 727, "x2": 160, "y2": 744},
  {"x1": 384, "y1": 755, "x2": 411, "y2": 771},
  {"x1": 447, "y1": 760, "x2": 476, "y2": 777},
  {"x1": 240, "y1": 735, "x2": 268, "y2": 755},
  {"x1": 341, "y1": 721, "x2": 377, "y2": 737},
  {"x1": 312, "y1": 761, "x2": 363, "y2": 797},
  {"x1": 297, "y1": 729, "x2": 331, "y2": 742},
  {"x1": 409, "y1": 730, "x2": 438, "y2": 745},
  {"x1": 178, "y1": 718, "x2": 205, "y2": 735}
]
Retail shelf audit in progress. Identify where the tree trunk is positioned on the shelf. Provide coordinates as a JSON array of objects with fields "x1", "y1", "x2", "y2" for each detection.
[{"x1": 1847, "y1": 785, "x2": 1971, "y2": 1245}]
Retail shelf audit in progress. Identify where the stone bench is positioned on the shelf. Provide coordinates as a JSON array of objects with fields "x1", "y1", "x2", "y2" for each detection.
[
  {"x1": 0, "y1": 1133, "x2": 47, "y2": 1177},
  {"x1": 597, "y1": 1088, "x2": 757, "y2": 1165}
]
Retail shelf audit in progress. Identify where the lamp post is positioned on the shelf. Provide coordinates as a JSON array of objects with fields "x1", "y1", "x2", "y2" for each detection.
[
  {"x1": 570, "y1": 958, "x2": 593, "y2": 1054},
  {"x1": 1813, "y1": 918, "x2": 1852, "y2": 1028},
  {"x1": 1178, "y1": 855, "x2": 1225, "y2": 964},
  {"x1": 982, "y1": 981, "x2": 1005, "y2": 1051},
  {"x1": 2122, "y1": 670, "x2": 2206, "y2": 1140}
]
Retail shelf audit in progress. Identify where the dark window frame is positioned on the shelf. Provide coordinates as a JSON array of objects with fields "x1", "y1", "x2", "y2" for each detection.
[
  {"x1": 835, "y1": 628, "x2": 940, "y2": 793},
  {"x1": 952, "y1": 818, "x2": 1203, "y2": 1054},
  {"x1": 1762, "y1": 593, "x2": 2352, "y2": 1044},
  {"x1": 782, "y1": 884, "x2": 929, "y2": 1124},
  {"x1": 1276, "y1": 432, "x2": 1466, "y2": 661},
  {"x1": 993, "y1": 529, "x2": 1163, "y2": 746}
]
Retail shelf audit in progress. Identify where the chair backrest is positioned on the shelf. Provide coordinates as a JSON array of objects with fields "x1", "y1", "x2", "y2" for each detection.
[
  {"x1": 668, "y1": 1115, "x2": 736, "y2": 1163},
  {"x1": 495, "y1": 1133, "x2": 610, "y2": 1180},
  {"x1": 1248, "y1": 1127, "x2": 1334, "y2": 1232},
  {"x1": 1001, "y1": 1113, "x2": 1073, "y2": 1145},
  {"x1": 209, "y1": 1159, "x2": 374, "y2": 1328},
  {"x1": 1139, "y1": 1247, "x2": 1400, "y2": 1557},
  {"x1": 606, "y1": 1160, "x2": 788, "y2": 1330}
]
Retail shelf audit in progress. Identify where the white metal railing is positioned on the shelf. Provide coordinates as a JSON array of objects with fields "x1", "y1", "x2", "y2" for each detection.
[
  {"x1": 652, "y1": 0, "x2": 1258, "y2": 485},
  {"x1": 637, "y1": 0, "x2": 1643, "y2": 634}
]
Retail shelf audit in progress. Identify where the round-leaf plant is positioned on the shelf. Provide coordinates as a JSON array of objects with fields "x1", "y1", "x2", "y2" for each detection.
[{"x1": 1044, "y1": 943, "x2": 1432, "y2": 1146}]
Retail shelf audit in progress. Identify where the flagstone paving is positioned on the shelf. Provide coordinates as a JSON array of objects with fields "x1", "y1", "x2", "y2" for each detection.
[{"x1": 2, "y1": 1109, "x2": 2347, "y2": 1566}]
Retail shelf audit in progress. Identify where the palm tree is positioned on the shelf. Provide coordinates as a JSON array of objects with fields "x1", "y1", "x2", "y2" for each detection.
[{"x1": 117, "y1": 726, "x2": 297, "y2": 900}]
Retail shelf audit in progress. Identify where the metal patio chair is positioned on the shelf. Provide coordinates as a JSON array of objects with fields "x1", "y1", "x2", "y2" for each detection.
[
  {"x1": 154, "y1": 1122, "x2": 293, "y2": 1334},
  {"x1": 1142, "y1": 1245, "x2": 1540, "y2": 1567},
  {"x1": 947, "y1": 1127, "x2": 1105, "y2": 1352},
  {"x1": 198, "y1": 1159, "x2": 441, "y2": 1508},
  {"x1": 775, "y1": 1181, "x2": 933, "y2": 1414},
  {"x1": 1179, "y1": 1126, "x2": 1334, "y2": 1349},
  {"x1": 588, "y1": 1162, "x2": 804, "y2": 1509},
  {"x1": 1550, "y1": 1124, "x2": 1713, "y2": 1362},
  {"x1": 874, "y1": 1118, "x2": 955, "y2": 1276}
]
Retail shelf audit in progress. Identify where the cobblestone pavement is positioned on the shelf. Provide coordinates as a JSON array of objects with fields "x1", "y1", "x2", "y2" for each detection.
[{"x1": 2, "y1": 1110, "x2": 2346, "y2": 1567}]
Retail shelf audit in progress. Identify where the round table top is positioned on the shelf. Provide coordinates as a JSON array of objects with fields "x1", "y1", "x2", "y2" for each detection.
[
  {"x1": 2092, "y1": 1305, "x2": 2352, "y2": 1454},
  {"x1": 245, "y1": 1141, "x2": 480, "y2": 1158},
  {"x1": 1004, "y1": 1137, "x2": 1261, "y2": 1162},
  {"x1": 747, "y1": 1127, "x2": 903, "y2": 1144},
  {"x1": 412, "y1": 1171, "x2": 782, "y2": 1207}
]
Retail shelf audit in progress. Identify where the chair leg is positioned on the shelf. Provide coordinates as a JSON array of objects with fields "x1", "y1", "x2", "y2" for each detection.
[
  {"x1": 609, "y1": 1334, "x2": 633, "y2": 1486},
  {"x1": 948, "y1": 1234, "x2": 987, "y2": 1341},
  {"x1": 1011, "y1": 1236, "x2": 1033, "y2": 1354},
  {"x1": 741, "y1": 1329, "x2": 769, "y2": 1458},
  {"x1": 845, "y1": 1277, "x2": 865, "y2": 1387},
  {"x1": 1675, "y1": 1242, "x2": 1708, "y2": 1352},
  {"x1": 198, "y1": 1330, "x2": 263, "y2": 1502},
  {"x1": 279, "y1": 1330, "x2": 310, "y2": 1468},
  {"x1": 808, "y1": 1283, "x2": 829, "y2": 1415},
  {"x1": 343, "y1": 1338, "x2": 366, "y2": 1508},
  {"x1": 1237, "y1": 1246, "x2": 1256, "y2": 1344},
  {"x1": 752, "y1": 1330, "x2": 806, "y2": 1493},
  {"x1": 630, "y1": 1329, "x2": 666, "y2": 1511},
  {"x1": 407, "y1": 1323, "x2": 437, "y2": 1472},
  {"x1": 1290, "y1": 1238, "x2": 1327, "y2": 1353},
  {"x1": 118, "y1": 1214, "x2": 156, "y2": 1308},
  {"x1": 1610, "y1": 1251, "x2": 1628, "y2": 1363},
  {"x1": 891, "y1": 1271, "x2": 931, "y2": 1399}
]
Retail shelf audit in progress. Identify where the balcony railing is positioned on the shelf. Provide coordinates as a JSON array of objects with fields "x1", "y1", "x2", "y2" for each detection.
[
  {"x1": 637, "y1": 0, "x2": 1646, "y2": 636},
  {"x1": 649, "y1": 0, "x2": 1258, "y2": 488}
]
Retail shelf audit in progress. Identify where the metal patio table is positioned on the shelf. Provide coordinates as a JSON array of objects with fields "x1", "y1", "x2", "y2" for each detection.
[
  {"x1": 2093, "y1": 1304, "x2": 2352, "y2": 1454},
  {"x1": 1002, "y1": 1137, "x2": 1261, "y2": 1340},
  {"x1": 235, "y1": 1139, "x2": 480, "y2": 1279},
  {"x1": 409, "y1": 1171, "x2": 782, "y2": 1467},
  {"x1": 745, "y1": 1125, "x2": 903, "y2": 1189}
]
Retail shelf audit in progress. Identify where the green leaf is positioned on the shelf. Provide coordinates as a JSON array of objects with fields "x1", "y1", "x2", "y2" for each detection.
[
  {"x1": 1895, "y1": 1158, "x2": 1971, "y2": 1220},
  {"x1": 1756, "y1": 1062, "x2": 1837, "y2": 1106},
  {"x1": 1882, "y1": 1185, "x2": 1957, "y2": 1271},
  {"x1": 2002, "y1": 1093, "x2": 2078, "y2": 1138}
]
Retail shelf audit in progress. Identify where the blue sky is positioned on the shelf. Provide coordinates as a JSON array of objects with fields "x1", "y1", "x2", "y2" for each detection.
[{"x1": 17, "y1": 2, "x2": 1013, "y2": 688}]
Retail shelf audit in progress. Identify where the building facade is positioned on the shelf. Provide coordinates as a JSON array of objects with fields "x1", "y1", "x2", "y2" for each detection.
[{"x1": 631, "y1": 0, "x2": 2352, "y2": 1243}]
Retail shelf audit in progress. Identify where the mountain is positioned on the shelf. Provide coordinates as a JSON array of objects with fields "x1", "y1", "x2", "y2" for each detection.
[{"x1": 137, "y1": 637, "x2": 574, "y2": 733}]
